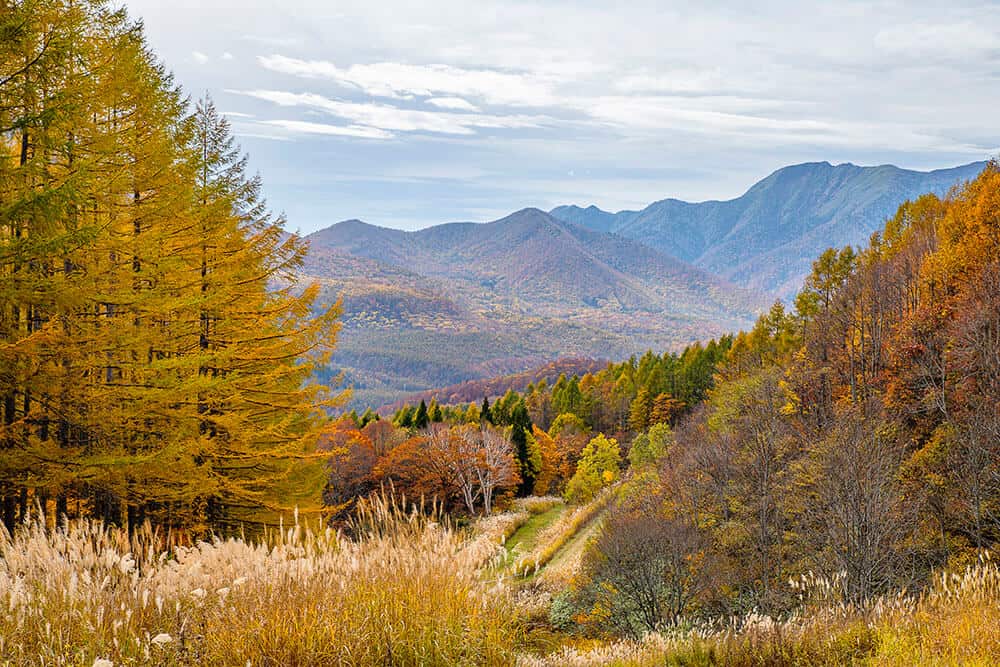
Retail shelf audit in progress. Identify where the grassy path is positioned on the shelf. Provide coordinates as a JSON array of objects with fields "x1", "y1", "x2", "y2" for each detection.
[
  {"x1": 535, "y1": 504, "x2": 605, "y2": 585},
  {"x1": 499, "y1": 503, "x2": 566, "y2": 573},
  {"x1": 543, "y1": 506, "x2": 603, "y2": 574}
]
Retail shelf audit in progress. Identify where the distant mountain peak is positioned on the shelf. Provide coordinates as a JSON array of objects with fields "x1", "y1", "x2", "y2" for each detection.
[
  {"x1": 550, "y1": 160, "x2": 986, "y2": 297},
  {"x1": 495, "y1": 206, "x2": 555, "y2": 222},
  {"x1": 302, "y1": 201, "x2": 767, "y2": 408}
]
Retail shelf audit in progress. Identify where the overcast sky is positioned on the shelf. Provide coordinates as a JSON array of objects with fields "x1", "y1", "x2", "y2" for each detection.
[{"x1": 124, "y1": 0, "x2": 999, "y2": 233}]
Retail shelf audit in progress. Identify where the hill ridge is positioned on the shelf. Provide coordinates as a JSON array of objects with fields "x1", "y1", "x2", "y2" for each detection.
[
  {"x1": 549, "y1": 160, "x2": 986, "y2": 295},
  {"x1": 300, "y1": 208, "x2": 767, "y2": 409}
]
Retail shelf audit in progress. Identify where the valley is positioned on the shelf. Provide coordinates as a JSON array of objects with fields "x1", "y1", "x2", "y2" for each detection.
[{"x1": 307, "y1": 161, "x2": 985, "y2": 408}]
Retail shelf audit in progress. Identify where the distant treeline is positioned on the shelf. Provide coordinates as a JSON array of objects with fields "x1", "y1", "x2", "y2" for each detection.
[
  {"x1": 344, "y1": 336, "x2": 731, "y2": 438},
  {"x1": 376, "y1": 357, "x2": 607, "y2": 414}
]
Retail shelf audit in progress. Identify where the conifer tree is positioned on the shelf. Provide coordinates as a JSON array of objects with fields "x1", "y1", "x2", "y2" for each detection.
[
  {"x1": 0, "y1": 1, "x2": 343, "y2": 533},
  {"x1": 395, "y1": 405, "x2": 414, "y2": 429},
  {"x1": 359, "y1": 408, "x2": 378, "y2": 427},
  {"x1": 414, "y1": 399, "x2": 429, "y2": 429},
  {"x1": 509, "y1": 401, "x2": 537, "y2": 495},
  {"x1": 428, "y1": 399, "x2": 443, "y2": 423},
  {"x1": 628, "y1": 387, "x2": 653, "y2": 432}
]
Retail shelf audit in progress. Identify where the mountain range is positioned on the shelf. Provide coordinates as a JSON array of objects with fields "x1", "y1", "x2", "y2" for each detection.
[
  {"x1": 301, "y1": 208, "x2": 765, "y2": 408},
  {"x1": 551, "y1": 161, "x2": 986, "y2": 296},
  {"x1": 301, "y1": 160, "x2": 987, "y2": 408}
]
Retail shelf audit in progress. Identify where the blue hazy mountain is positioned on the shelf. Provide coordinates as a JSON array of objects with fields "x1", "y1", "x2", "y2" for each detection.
[{"x1": 551, "y1": 161, "x2": 986, "y2": 296}]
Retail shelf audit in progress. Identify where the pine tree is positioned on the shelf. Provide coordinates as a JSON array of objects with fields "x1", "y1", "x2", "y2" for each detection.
[
  {"x1": 414, "y1": 400, "x2": 429, "y2": 429},
  {"x1": 359, "y1": 408, "x2": 378, "y2": 427},
  {"x1": 509, "y1": 401, "x2": 537, "y2": 495},
  {"x1": 0, "y1": 3, "x2": 343, "y2": 533},
  {"x1": 395, "y1": 405, "x2": 414, "y2": 429},
  {"x1": 481, "y1": 396, "x2": 492, "y2": 424},
  {"x1": 428, "y1": 399, "x2": 443, "y2": 423}
]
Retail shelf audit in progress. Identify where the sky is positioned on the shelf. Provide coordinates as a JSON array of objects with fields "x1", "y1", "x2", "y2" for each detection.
[{"x1": 123, "y1": 0, "x2": 1000, "y2": 233}]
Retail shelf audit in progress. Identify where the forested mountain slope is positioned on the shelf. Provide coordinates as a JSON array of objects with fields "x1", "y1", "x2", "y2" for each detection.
[{"x1": 301, "y1": 209, "x2": 767, "y2": 408}]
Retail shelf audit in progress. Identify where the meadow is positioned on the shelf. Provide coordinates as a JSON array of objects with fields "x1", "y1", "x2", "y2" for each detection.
[
  {"x1": 3, "y1": 496, "x2": 998, "y2": 666},
  {"x1": 0, "y1": 498, "x2": 522, "y2": 666}
]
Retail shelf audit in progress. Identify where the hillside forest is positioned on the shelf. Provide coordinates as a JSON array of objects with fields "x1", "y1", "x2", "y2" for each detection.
[
  {"x1": 332, "y1": 173, "x2": 1000, "y2": 623},
  {"x1": 2, "y1": 1, "x2": 1000, "y2": 665}
]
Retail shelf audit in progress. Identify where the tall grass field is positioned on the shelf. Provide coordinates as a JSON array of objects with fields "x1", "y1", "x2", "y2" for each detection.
[{"x1": 2, "y1": 500, "x2": 998, "y2": 665}]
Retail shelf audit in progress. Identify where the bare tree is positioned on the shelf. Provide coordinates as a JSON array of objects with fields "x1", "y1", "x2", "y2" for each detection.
[
  {"x1": 728, "y1": 370, "x2": 796, "y2": 611},
  {"x1": 422, "y1": 424, "x2": 519, "y2": 516},
  {"x1": 583, "y1": 500, "x2": 707, "y2": 638},
  {"x1": 947, "y1": 408, "x2": 1000, "y2": 548},
  {"x1": 473, "y1": 427, "x2": 519, "y2": 515},
  {"x1": 810, "y1": 404, "x2": 909, "y2": 603},
  {"x1": 676, "y1": 407, "x2": 736, "y2": 524},
  {"x1": 424, "y1": 424, "x2": 480, "y2": 516},
  {"x1": 941, "y1": 261, "x2": 1000, "y2": 547}
]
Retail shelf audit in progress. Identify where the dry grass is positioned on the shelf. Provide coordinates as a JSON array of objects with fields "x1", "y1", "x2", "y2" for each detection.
[
  {"x1": 513, "y1": 496, "x2": 563, "y2": 516},
  {"x1": 0, "y1": 499, "x2": 522, "y2": 666},
  {"x1": 518, "y1": 555, "x2": 1000, "y2": 667},
  {"x1": 5, "y1": 495, "x2": 999, "y2": 667},
  {"x1": 511, "y1": 490, "x2": 611, "y2": 580},
  {"x1": 871, "y1": 558, "x2": 1000, "y2": 666}
]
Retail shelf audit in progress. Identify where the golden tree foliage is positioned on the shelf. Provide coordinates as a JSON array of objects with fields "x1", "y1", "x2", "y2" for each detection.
[{"x1": 0, "y1": 0, "x2": 343, "y2": 533}]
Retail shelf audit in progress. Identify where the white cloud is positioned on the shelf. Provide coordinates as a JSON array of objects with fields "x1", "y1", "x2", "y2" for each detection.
[
  {"x1": 874, "y1": 22, "x2": 998, "y2": 59},
  {"x1": 230, "y1": 131, "x2": 293, "y2": 142},
  {"x1": 191, "y1": 51, "x2": 209, "y2": 64},
  {"x1": 426, "y1": 97, "x2": 480, "y2": 111},
  {"x1": 222, "y1": 51, "x2": 235, "y2": 60},
  {"x1": 257, "y1": 54, "x2": 558, "y2": 107},
  {"x1": 229, "y1": 89, "x2": 547, "y2": 135},
  {"x1": 221, "y1": 111, "x2": 255, "y2": 118},
  {"x1": 615, "y1": 68, "x2": 725, "y2": 94},
  {"x1": 122, "y1": 0, "x2": 1000, "y2": 232},
  {"x1": 585, "y1": 95, "x2": 988, "y2": 153},
  {"x1": 260, "y1": 119, "x2": 393, "y2": 139},
  {"x1": 588, "y1": 96, "x2": 834, "y2": 134}
]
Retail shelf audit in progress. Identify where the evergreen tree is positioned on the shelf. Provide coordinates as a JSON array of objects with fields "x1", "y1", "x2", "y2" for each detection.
[
  {"x1": 481, "y1": 396, "x2": 493, "y2": 424},
  {"x1": 359, "y1": 408, "x2": 378, "y2": 427},
  {"x1": 414, "y1": 400, "x2": 429, "y2": 429},
  {"x1": 395, "y1": 405, "x2": 414, "y2": 429},
  {"x1": 0, "y1": 4, "x2": 342, "y2": 532},
  {"x1": 509, "y1": 401, "x2": 537, "y2": 495}
]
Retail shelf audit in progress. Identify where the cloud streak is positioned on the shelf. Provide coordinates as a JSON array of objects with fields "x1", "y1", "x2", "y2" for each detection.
[
  {"x1": 229, "y1": 88, "x2": 548, "y2": 136},
  {"x1": 260, "y1": 119, "x2": 394, "y2": 139},
  {"x1": 257, "y1": 54, "x2": 559, "y2": 107},
  {"x1": 426, "y1": 97, "x2": 480, "y2": 111}
]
